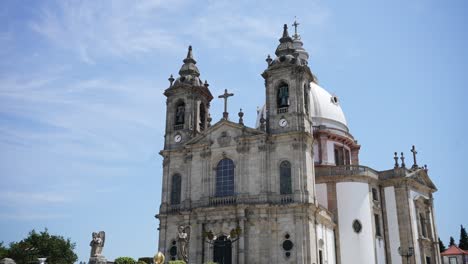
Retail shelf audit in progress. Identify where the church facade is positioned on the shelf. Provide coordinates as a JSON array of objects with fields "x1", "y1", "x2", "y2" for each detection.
[{"x1": 156, "y1": 24, "x2": 441, "y2": 264}]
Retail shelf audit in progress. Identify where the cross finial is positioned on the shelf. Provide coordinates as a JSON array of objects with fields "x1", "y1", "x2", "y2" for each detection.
[
  {"x1": 410, "y1": 145, "x2": 418, "y2": 169},
  {"x1": 292, "y1": 17, "x2": 300, "y2": 39},
  {"x1": 218, "y1": 89, "x2": 234, "y2": 120}
]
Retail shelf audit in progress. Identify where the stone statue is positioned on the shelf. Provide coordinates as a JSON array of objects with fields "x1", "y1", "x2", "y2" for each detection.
[
  {"x1": 177, "y1": 225, "x2": 190, "y2": 262},
  {"x1": 176, "y1": 105, "x2": 185, "y2": 124},
  {"x1": 278, "y1": 85, "x2": 289, "y2": 107},
  {"x1": 90, "y1": 231, "x2": 105, "y2": 257}
]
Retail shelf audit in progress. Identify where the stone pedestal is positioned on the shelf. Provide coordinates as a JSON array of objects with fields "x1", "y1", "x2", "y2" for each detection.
[{"x1": 89, "y1": 256, "x2": 107, "y2": 264}]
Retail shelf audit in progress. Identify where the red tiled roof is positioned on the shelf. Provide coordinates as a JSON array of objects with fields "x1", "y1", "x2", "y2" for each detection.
[{"x1": 441, "y1": 245, "x2": 468, "y2": 256}]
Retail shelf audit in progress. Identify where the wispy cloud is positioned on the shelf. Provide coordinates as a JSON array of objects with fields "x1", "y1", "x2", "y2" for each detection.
[
  {"x1": 0, "y1": 191, "x2": 69, "y2": 206},
  {"x1": 29, "y1": 0, "x2": 331, "y2": 63},
  {"x1": 30, "y1": 0, "x2": 186, "y2": 63}
]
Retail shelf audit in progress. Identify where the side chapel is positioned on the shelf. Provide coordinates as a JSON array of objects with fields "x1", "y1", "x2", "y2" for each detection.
[{"x1": 155, "y1": 23, "x2": 441, "y2": 264}]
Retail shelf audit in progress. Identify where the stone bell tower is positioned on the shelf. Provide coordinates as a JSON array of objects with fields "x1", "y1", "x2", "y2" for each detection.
[
  {"x1": 163, "y1": 46, "x2": 213, "y2": 150},
  {"x1": 262, "y1": 24, "x2": 315, "y2": 135}
]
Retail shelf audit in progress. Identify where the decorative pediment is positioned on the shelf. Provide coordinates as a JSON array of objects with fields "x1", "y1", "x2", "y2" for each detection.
[
  {"x1": 407, "y1": 169, "x2": 437, "y2": 190},
  {"x1": 184, "y1": 119, "x2": 265, "y2": 147}
]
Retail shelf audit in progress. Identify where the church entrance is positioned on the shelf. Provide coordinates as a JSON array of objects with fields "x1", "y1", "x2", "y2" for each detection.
[{"x1": 213, "y1": 235, "x2": 232, "y2": 264}]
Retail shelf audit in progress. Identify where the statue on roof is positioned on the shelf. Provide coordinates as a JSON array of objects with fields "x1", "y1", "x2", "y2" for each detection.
[{"x1": 90, "y1": 231, "x2": 105, "y2": 257}]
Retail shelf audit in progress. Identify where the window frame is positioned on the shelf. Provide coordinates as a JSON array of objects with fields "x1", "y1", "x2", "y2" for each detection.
[
  {"x1": 279, "y1": 161, "x2": 292, "y2": 195},
  {"x1": 215, "y1": 158, "x2": 235, "y2": 197},
  {"x1": 170, "y1": 174, "x2": 182, "y2": 205}
]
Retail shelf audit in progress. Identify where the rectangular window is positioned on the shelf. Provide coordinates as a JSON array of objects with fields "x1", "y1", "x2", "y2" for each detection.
[
  {"x1": 372, "y1": 188, "x2": 379, "y2": 201},
  {"x1": 449, "y1": 257, "x2": 457, "y2": 264},
  {"x1": 426, "y1": 256, "x2": 431, "y2": 264},
  {"x1": 334, "y1": 146, "x2": 344, "y2": 166},
  {"x1": 374, "y1": 214, "x2": 382, "y2": 237},
  {"x1": 344, "y1": 149, "x2": 350, "y2": 165},
  {"x1": 319, "y1": 250, "x2": 323, "y2": 264},
  {"x1": 420, "y1": 213, "x2": 427, "y2": 237}
]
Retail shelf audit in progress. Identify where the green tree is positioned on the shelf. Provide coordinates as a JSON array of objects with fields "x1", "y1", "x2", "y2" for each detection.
[
  {"x1": 439, "y1": 237, "x2": 446, "y2": 252},
  {"x1": 0, "y1": 242, "x2": 9, "y2": 259},
  {"x1": 459, "y1": 225, "x2": 468, "y2": 250},
  {"x1": 450, "y1": 236, "x2": 456, "y2": 246},
  {"x1": 115, "y1": 257, "x2": 136, "y2": 264},
  {"x1": 7, "y1": 229, "x2": 77, "y2": 264}
]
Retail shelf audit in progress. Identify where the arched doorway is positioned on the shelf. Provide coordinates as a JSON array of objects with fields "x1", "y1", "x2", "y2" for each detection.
[{"x1": 213, "y1": 235, "x2": 232, "y2": 264}]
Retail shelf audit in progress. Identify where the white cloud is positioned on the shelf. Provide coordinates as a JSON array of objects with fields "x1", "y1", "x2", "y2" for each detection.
[
  {"x1": 0, "y1": 191, "x2": 69, "y2": 206},
  {"x1": 30, "y1": 0, "x2": 186, "y2": 63},
  {"x1": 29, "y1": 0, "x2": 331, "y2": 63}
]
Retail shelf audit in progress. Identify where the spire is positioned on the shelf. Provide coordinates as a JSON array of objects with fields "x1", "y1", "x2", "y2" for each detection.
[
  {"x1": 179, "y1": 45, "x2": 200, "y2": 77},
  {"x1": 183, "y1": 45, "x2": 196, "y2": 64},
  {"x1": 275, "y1": 24, "x2": 295, "y2": 57},
  {"x1": 279, "y1": 24, "x2": 293, "y2": 43}
]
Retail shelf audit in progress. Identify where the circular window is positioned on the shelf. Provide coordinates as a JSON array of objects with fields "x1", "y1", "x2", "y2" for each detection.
[
  {"x1": 169, "y1": 245, "x2": 177, "y2": 257},
  {"x1": 282, "y1": 240, "x2": 294, "y2": 251},
  {"x1": 285, "y1": 234, "x2": 290, "y2": 239},
  {"x1": 285, "y1": 252, "x2": 291, "y2": 258},
  {"x1": 331, "y1": 96, "x2": 339, "y2": 104},
  {"x1": 352, "y1": 219, "x2": 362, "y2": 233},
  {"x1": 172, "y1": 241, "x2": 176, "y2": 246}
]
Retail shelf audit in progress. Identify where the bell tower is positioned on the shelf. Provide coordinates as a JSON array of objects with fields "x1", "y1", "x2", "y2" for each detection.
[
  {"x1": 163, "y1": 46, "x2": 213, "y2": 149},
  {"x1": 262, "y1": 24, "x2": 314, "y2": 134}
]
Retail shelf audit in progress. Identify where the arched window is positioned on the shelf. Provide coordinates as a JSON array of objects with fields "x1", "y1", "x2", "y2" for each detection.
[
  {"x1": 175, "y1": 101, "x2": 185, "y2": 126},
  {"x1": 170, "y1": 174, "x2": 181, "y2": 205},
  {"x1": 216, "y1": 159, "x2": 234, "y2": 197},
  {"x1": 199, "y1": 103, "x2": 206, "y2": 131},
  {"x1": 277, "y1": 83, "x2": 290, "y2": 108},
  {"x1": 304, "y1": 84, "x2": 309, "y2": 114},
  {"x1": 280, "y1": 161, "x2": 292, "y2": 195}
]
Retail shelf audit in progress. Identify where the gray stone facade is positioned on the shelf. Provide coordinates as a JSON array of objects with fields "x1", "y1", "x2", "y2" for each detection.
[{"x1": 155, "y1": 24, "x2": 441, "y2": 264}]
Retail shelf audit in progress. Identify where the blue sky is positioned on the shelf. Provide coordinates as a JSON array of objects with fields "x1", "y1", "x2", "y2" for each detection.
[{"x1": 0, "y1": 0, "x2": 467, "y2": 262}]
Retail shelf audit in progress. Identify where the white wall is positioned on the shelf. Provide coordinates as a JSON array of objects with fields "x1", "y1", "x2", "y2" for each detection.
[
  {"x1": 385, "y1": 186, "x2": 402, "y2": 264},
  {"x1": 316, "y1": 184, "x2": 328, "y2": 209},
  {"x1": 316, "y1": 223, "x2": 336, "y2": 264},
  {"x1": 337, "y1": 182, "x2": 375, "y2": 264},
  {"x1": 376, "y1": 237, "x2": 386, "y2": 264}
]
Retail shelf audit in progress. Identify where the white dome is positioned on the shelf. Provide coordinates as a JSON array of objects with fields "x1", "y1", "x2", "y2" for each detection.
[{"x1": 309, "y1": 82, "x2": 348, "y2": 130}]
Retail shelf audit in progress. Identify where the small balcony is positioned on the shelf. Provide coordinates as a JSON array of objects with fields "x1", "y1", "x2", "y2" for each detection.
[
  {"x1": 173, "y1": 124, "x2": 184, "y2": 130},
  {"x1": 277, "y1": 107, "x2": 288, "y2": 114},
  {"x1": 315, "y1": 165, "x2": 379, "y2": 179}
]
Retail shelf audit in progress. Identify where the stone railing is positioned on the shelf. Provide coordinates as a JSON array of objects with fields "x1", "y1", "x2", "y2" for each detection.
[
  {"x1": 315, "y1": 165, "x2": 379, "y2": 179},
  {"x1": 169, "y1": 204, "x2": 181, "y2": 213},
  {"x1": 162, "y1": 194, "x2": 300, "y2": 213},
  {"x1": 209, "y1": 195, "x2": 237, "y2": 206},
  {"x1": 277, "y1": 107, "x2": 288, "y2": 114},
  {"x1": 173, "y1": 124, "x2": 184, "y2": 130}
]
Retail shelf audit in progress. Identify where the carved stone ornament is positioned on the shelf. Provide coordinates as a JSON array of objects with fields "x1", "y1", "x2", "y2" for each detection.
[
  {"x1": 200, "y1": 149, "x2": 212, "y2": 158},
  {"x1": 217, "y1": 131, "x2": 232, "y2": 147},
  {"x1": 236, "y1": 141, "x2": 250, "y2": 153},
  {"x1": 184, "y1": 153, "x2": 193, "y2": 163},
  {"x1": 292, "y1": 142, "x2": 301, "y2": 150}
]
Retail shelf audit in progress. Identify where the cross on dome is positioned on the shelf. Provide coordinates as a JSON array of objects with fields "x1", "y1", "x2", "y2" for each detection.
[{"x1": 292, "y1": 18, "x2": 300, "y2": 39}]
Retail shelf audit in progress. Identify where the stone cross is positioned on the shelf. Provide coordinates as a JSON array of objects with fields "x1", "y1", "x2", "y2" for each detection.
[
  {"x1": 218, "y1": 89, "x2": 234, "y2": 120},
  {"x1": 411, "y1": 145, "x2": 418, "y2": 169},
  {"x1": 292, "y1": 18, "x2": 300, "y2": 39}
]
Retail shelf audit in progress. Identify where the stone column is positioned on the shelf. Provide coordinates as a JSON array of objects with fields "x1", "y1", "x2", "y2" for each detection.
[{"x1": 237, "y1": 209, "x2": 246, "y2": 264}]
